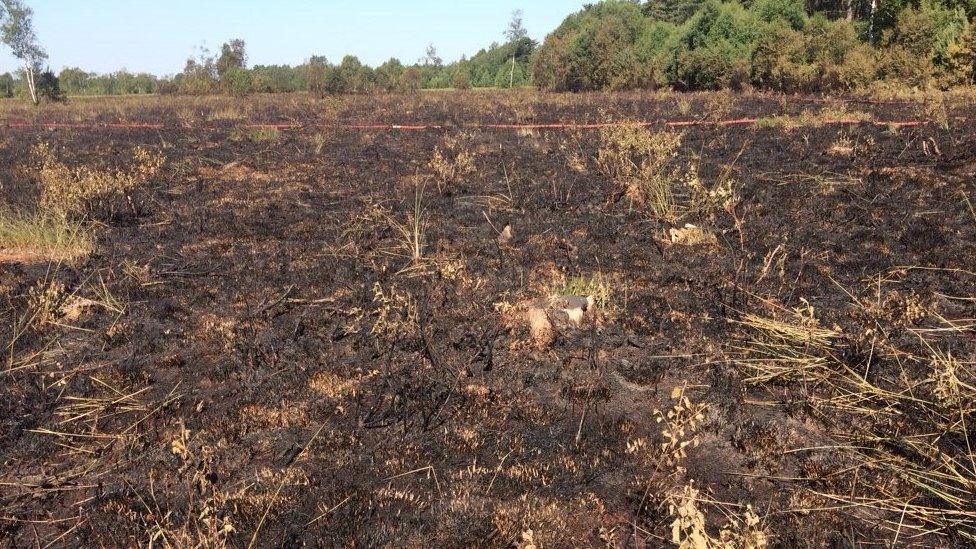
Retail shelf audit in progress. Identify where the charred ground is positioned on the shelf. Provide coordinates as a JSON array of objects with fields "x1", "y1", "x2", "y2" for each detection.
[{"x1": 1, "y1": 91, "x2": 975, "y2": 547}]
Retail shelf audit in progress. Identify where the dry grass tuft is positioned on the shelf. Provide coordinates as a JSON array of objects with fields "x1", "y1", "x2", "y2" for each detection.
[
  {"x1": 549, "y1": 272, "x2": 614, "y2": 311},
  {"x1": 0, "y1": 209, "x2": 94, "y2": 262},
  {"x1": 429, "y1": 146, "x2": 475, "y2": 184},
  {"x1": 733, "y1": 289, "x2": 976, "y2": 543},
  {"x1": 230, "y1": 126, "x2": 281, "y2": 142},
  {"x1": 755, "y1": 106, "x2": 873, "y2": 130},
  {"x1": 384, "y1": 182, "x2": 429, "y2": 269},
  {"x1": 206, "y1": 105, "x2": 244, "y2": 121},
  {"x1": 596, "y1": 123, "x2": 738, "y2": 225},
  {"x1": 371, "y1": 281, "x2": 419, "y2": 339},
  {"x1": 3, "y1": 143, "x2": 162, "y2": 263},
  {"x1": 732, "y1": 298, "x2": 841, "y2": 384},
  {"x1": 308, "y1": 132, "x2": 328, "y2": 155},
  {"x1": 429, "y1": 134, "x2": 477, "y2": 190},
  {"x1": 598, "y1": 123, "x2": 683, "y2": 221}
]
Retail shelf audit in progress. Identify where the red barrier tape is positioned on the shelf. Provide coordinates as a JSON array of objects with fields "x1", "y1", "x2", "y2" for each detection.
[
  {"x1": 0, "y1": 118, "x2": 925, "y2": 131},
  {"x1": 3, "y1": 121, "x2": 166, "y2": 129}
]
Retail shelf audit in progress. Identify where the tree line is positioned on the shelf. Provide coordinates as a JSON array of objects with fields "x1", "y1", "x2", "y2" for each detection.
[
  {"x1": 533, "y1": 0, "x2": 976, "y2": 92},
  {"x1": 0, "y1": 8, "x2": 536, "y2": 100},
  {"x1": 3, "y1": 1, "x2": 976, "y2": 101}
]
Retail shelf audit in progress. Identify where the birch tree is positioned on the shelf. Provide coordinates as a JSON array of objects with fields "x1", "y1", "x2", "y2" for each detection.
[
  {"x1": 1, "y1": 0, "x2": 46, "y2": 105},
  {"x1": 505, "y1": 10, "x2": 527, "y2": 87}
]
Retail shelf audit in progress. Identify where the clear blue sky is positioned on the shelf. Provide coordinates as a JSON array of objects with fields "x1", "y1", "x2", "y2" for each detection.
[{"x1": 0, "y1": 0, "x2": 588, "y2": 76}]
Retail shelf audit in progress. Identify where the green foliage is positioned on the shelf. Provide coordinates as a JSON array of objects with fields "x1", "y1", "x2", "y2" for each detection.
[
  {"x1": 35, "y1": 68, "x2": 64, "y2": 102},
  {"x1": 668, "y1": 0, "x2": 759, "y2": 90},
  {"x1": 2, "y1": 0, "x2": 46, "y2": 104},
  {"x1": 750, "y1": 21, "x2": 813, "y2": 91},
  {"x1": 678, "y1": 0, "x2": 759, "y2": 51},
  {"x1": 410, "y1": 32, "x2": 538, "y2": 90},
  {"x1": 534, "y1": 0, "x2": 974, "y2": 92},
  {"x1": 400, "y1": 66, "x2": 422, "y2": 92},
  {"x1": 452, "y1": 68, "x2": 472, "y2": 90},
  {"x1": 808, "y1": 15, "x2": 879, "y2": 90},
  {"x1": 945, "y1": 23, "x2": 976, "y2": 85},
  {"x1": 56, "y1": 66, "x2": 87, "y2": 92},
  {"x1": 879, "y1": 2, "x2": 968, "y2": 87},
  {"x1": 1, "y1": 0, "x2": 45, "y2": 65},
  {"x1": 57, "y1": 67, "x2": 157, "y2": 95},
  {"x1": 214, "y1": 39, "x2": 252, "y2": 95},
  {"x1": 0, "y1": 72, "x2": 15, "y2": 97},
  {"x1": 534, "y1": 0, "x2": 664, "y2": 91},
  {"x1": 633, "y1": 19, "x2": 683, "y2": 88},
  {"x1": 0, "y1": 2, "x2": 515, "y2": 96},
  {"x1": 507, "y1": 9, "x2": 528, "y2": 42},
  {"x1": 323, "y1": 55, "x2": 374, "y2": 94},
  {"x1": 532, "y1": 33, "x2": 574, "y2": 91},
  {"x1": 251, "y1": 64, "x2": 305, "y2": 93},
  {"x1": 644, "y1": 0, "x2": 705, "y2": 24},
  {"x1": 177, "y1": 48, "x2": 217, "y2": 95},
  {"x1": 751, "y1": 15, "x2": 877, "y2": 91},
  {"x1": 8, "y1": 0, "x2": 976, "y2": 98},
  {"x1": 424, "y1": 66, "x2": 452, "y2": 89},
  {"x1": 464, "y1": 38, "x2": 535, "y2": 88},
  {"x1": 751, "y1": 0, "x2": 807, "y2": 30},
  {"x1": 220, "y1": 66, "x2": 252, "y2": 97},
  {"x1": 375, "y1": 58, "x2": 404, "y2": 92},
  {"x1": 216, "y1": 39, "x2": 246, "y2": 78},
  {"x1": 307, "y1": 56, "x2": 328, "y2": 97}
]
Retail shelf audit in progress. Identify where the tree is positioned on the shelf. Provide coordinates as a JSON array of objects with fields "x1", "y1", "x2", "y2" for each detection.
[
  {"x1": 34, "y1": 68, "x2": 63, "y2": 101},
  {"x1": 452, "y1": 68, "x2": 472, "y2": 89},
  {"x1": 375, "y1": 58, "x2": 404, "y2": 91},
  {"x1": 0, "y1": 72, "x2": 14, "y2": 98},
  {"x1": 419, "y1": 43, "x2": 446, "y2": 88},
  {"x1": 216, "y1": 39, "x2": 247, "y2": 78},
  {"x1": 947, "y1": 23, "x2": 976, "y2": 85},
  {"x1": 334, "y1": 55, "x2": 372, "y2": 93},
  {"x1": 251, "y1": 64, "x2": 303, "y2": 92},
  {"x1": 878, "y1": 3, "x2": 966, "y2": 86},
  {"x1": 506, "y1": 9, "x2": 528, "y2": 42},
  {"x1": 178, "y1": 46, "x2": 217, "y2": 94},
  {"x1": 400, "y1": 66, "x2": 422, "y2": 92},
  {"x1": 220, "y1": 66, "x2": 252, "y2": 96},
  {"x1": 533, "y1": 33, "x2": 574, "y2": 91},
  {"x1": 307, "y1": 55, "x2": 329, "y2": 97},
  {"x1": 643, "y1": 0, "x2": 703, "y2": 23},
  {"x1": 58, "y1": 67, "x2": 91, "y2": 94},
  {"x1": 1, "y1": 0, "x2": 47, "y2": 105},
  {"x1": 424, "y1": 43, "x2": 442, "y2": 67},
  {"x1": 323, "y1": 64, "x2": 346, "y2": 94},
  {"x1": 505, "y1": 9, "x2": 528, "y2": 87}
]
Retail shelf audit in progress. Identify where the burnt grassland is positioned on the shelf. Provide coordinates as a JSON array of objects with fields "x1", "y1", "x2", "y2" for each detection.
[{"x1": 1, "y1": 91, "x2": 975, "y2": 547}]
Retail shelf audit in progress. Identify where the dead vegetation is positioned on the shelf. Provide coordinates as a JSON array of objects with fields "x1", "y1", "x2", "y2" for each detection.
[
  {"x1": 733, "y1": 286, "x2": 976, "y2": 543},
  {"x1": 34, "y1": 142, "x2": 164, "y2": 219},
  {"x1": 0, "y1": 143, "x2": 163, "y2": 265},
  {"x1": 596, "y1": 123, "x2": 740, "y2": 240},
  {"x1": 597, "y1": 123, "x2": 684, "y2": 221},
  {"x1": 429, "y1": 132, "x2": 478, "y2": 191}
]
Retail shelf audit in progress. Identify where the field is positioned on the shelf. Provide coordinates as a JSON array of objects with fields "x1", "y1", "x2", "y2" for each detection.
[{"x1": 1, "y1": 90, "x2": 975, "y2": 547}]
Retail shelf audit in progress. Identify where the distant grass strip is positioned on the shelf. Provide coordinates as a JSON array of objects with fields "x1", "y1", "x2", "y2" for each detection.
[{"x1": 0, "y1": 210, "x2": 94, "y2": 262}]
